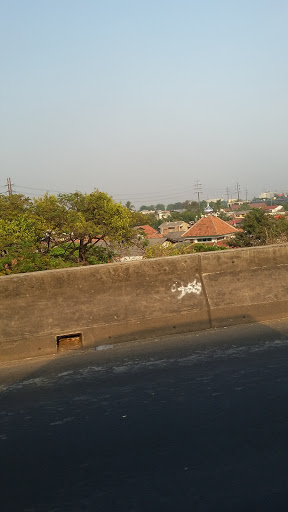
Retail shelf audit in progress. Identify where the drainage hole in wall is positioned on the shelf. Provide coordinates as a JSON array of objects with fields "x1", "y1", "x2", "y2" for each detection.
[{"x1": 57, "y1": 333, "x2": 82, "y2": 352}]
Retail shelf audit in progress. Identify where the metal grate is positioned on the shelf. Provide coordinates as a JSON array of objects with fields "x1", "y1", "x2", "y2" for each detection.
[{"x1": 56, "y1": 333, "x2": 82, "y2": 352}]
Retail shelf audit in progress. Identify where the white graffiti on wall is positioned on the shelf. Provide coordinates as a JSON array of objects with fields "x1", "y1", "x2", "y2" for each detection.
[{"x1": 171, "y1": 279, "x2": 202, "y2": 299}]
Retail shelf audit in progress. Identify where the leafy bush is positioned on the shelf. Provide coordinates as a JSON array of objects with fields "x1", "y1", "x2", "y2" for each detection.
[{"x1": 144, "y1": 242, "x2": 227, "y2": 259}]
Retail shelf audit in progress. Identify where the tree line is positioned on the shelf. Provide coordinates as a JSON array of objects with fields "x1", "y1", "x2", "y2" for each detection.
[
  {"x1": 1, "y1": 191, "x2": 288, "y2": 275},
  {"x1": 0, "y1": 191, "x2": 149, "y2": 275}
]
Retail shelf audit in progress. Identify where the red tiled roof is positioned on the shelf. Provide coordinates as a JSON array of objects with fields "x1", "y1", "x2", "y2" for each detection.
[
  {"x1": 264, "y1": 205, "x2": 281, "y2": 210},
  {"x1": 182, "y1": 215, "x2": 240, "y2": 237},
  {"x1": 227, "y1": 204, "x2": 240, "y2": 211},
  {"x1": 136, "y1": 225, "x2": 159, "y2": 236},
  {"x1": 249, "y1": 203, "x2": 266, "y2": 209}
]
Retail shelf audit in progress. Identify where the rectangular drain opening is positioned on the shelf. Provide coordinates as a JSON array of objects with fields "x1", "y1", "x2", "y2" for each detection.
[{"x1": 57, "y1": 333, "x2": 82, "y2": 352}]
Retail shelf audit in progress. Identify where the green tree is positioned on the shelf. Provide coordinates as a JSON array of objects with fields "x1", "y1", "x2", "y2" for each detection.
[
  {"x1": 0, "y1": 214, "x2": 40, "y2": 251},
  {"x1": 209, "y1": 199, "x2": 226, "y2": 213},
  {"x1": 125, "y1": 201, "x2": 135, "y2": 211},
  {"x1": 139, "y1": 205, "x2": 155, "y2": 212},
  {"x1": 130, "y1": 211, "x2": 158, "y2": 228},
  {"x1": 165, "y1": 211, "x2": 182, "y2": 222},
  {"x1": 229, "y1": 209, "x2": 288, "y2": 247},
  {"x1": 155, "y1": 203, "x2": 166, "y2": 210},
  {"x1": 218, "y1": 211, "x2": 230, "y2": 221},
  {"x1": 238, "y1": 203, "x2": 251, "y2": 211},
  {"x1": 57, "y1": 190, "x2": 135, "y2": 263},
  {"x1": 166, "y1": 202, "x2": 183, "y2": 211},
  {"x1": 180, "y1": 210, "x2": 197, "y2": 223},
  {"x1": 0, "y1": 194, "x2": 32, "y2": 220},
  {"x1": 144, "y1": 242, "x2": 227, "y2": 259},
  {"x1": 164, "y1": 210, "x2": 196, "y2": 224},
  {"x1": 184, "y1": 200, "x2": 202, "y2": 213},
  {"x1": 0, "y1": 190, "x2": 143, "y2": 274},
  {"x1": 32, "y1": 194, "x2": 69, "y2": 252},
  {"x1": 0, "y1": 213, "x2": 48, "y2": 275}
]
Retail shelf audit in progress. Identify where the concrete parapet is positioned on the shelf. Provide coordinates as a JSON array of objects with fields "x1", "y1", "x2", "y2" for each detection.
[
  {"x1": 1, "y1": 244, "x2": 288, "y2": 361},
  {"x1": 200, "y1": 245, "x2": 288, "y2": 327}
]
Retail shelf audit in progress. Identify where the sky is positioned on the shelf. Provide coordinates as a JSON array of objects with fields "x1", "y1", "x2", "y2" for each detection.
[{"x1": 1, "y1": 0, "x2": 287, "y2": 207}]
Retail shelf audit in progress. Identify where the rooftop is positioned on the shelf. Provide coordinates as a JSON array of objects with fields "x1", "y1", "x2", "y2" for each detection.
[
  {"x1": 182, "y1": 215, "x2": 240, "y2": 238},
  {"x1": 135, "y1": 225, "x2": 160, "y2": 237},
  {"x1": 159, "y1": 221, "x2": 188, "y2": 228}
]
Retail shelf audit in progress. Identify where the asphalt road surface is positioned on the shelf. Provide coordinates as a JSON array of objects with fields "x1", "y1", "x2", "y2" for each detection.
[{"x1": 2, "y1": 320, "x2": 288, "y2": 512}]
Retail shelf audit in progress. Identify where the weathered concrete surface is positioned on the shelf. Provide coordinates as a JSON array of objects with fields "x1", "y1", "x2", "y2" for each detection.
[
  {"x1": 0, "y1": 254, "x2": 208, "y2": 361},
  {"x1": 1, "y1": 244, "x2": 288, "y2": 361},
  {"x1": 201, "y1": 245, "x2": 288, "y2": 327}
]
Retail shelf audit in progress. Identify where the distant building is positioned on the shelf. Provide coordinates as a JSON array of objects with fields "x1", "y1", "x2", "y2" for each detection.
[
  {"x1": 118, "y1": 226, "x2": 165, "y2": 262},
  {"x1": 249, "y1": 202, "x2": 266, "y2": 209},
  {"x1": 159, "y1": 221, "x2": 190, "y2": 236},
  {"x1": 248, "y1": 203, "x2": 285, "y2": 215},
  {"x1": 259, "y1": 192, "x2": 275, "y2": 199},
  {"x1": 170, "y1": 209, "x2": 187, "y2": 214},
  {"x1": 264, "y1": 205, "x2": 285, "y2": 215},
  {"x1": 156, "y1": 210, "x2": 170, "y2": 220},
  {"x1": 227, "y1": 200, "x2": 249, "y2": 209},
  {"x1": 182, "y1": 204, "x2": 239, "y2": 243},
  {"x1": 139, "y1": 210, "x2": 156, "y2": 215},
  {"x1": 227, "y1": 211, "x2": 249, "y2": 227}
]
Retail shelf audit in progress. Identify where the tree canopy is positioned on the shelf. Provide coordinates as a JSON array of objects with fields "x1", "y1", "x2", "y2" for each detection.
[
  {"x1": 229, "y1": 209, "x2": 288, "y2": 247},
  {"x1": 0, "y1": 191, "x2": 140, "y2": 275},
  {"x1": 139, "y1": 205, "x2": 156, "y2": 212}
]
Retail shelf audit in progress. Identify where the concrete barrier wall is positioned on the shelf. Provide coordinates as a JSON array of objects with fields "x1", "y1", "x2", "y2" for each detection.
[{"x1": 1, "y1": 244, "x2": 288, "y2": 361}]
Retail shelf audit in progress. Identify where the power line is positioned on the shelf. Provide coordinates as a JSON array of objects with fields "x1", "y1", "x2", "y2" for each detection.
[
  {"x1": 14, "y1": 180, "x2": 231, "y2": 203},
  {"x1": 17, "y1": 185, "x2": 202, "y2": 202},
  {"x1": 15, "y1": 183, "x2": 199, "y2": 201},
  {"x1": 8, "y1": 180, "x2": 234, "y2": 206},
  {"x1": 14, "y1": 185, "x2": 197, "y2": 203},
  {"x1": 15, "y1": 184, "x2": 69, "y2": 194},
  {"x1": 111, "y1": 184, "x2": 227, "y2": 201},
  {"x1": 112, "y1": 185, "x2": 197, "y2": 199}
]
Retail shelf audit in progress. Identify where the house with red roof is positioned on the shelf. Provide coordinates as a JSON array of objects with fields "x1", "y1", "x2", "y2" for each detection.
[
  {"x1": 135, "y1": 225, "x2": 162, "y2": 238},
  {"x1": 182, "y1": 205, "x2": 240, "y2": 244},
  {"x1": 249, "y1": 202, "x2": 266, "y2": 209},
  {"x1": 264, "y1": 205, "x2": 285, "y2": 215}
]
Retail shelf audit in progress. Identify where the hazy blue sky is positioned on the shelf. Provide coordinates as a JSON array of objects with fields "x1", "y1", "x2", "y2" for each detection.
[{"x1": 1, "y1": 0, "x2": 287, "y2": 206}]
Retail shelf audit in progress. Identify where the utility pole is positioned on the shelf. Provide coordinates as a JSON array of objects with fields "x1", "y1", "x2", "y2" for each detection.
[
  {"x1": 236, "y1": 182, "x2": 241, "y2": 202},
  {"x1": 226, "y1": 187, "x2": 230, "y2": 203},
  {"x1": 6, "y1": 177, "x2": 13, "y2": 196},
  {"x1": 194, "y1": 180, "x2": 202, "y2": 209}
]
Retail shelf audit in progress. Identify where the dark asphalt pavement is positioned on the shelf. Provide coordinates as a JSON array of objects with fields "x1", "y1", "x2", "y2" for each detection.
[{"x1": 1, "y1": 320, "x2": 288, "y2": 511}]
